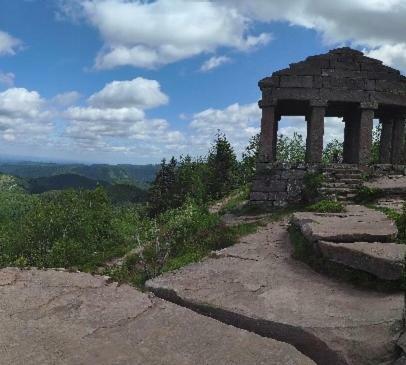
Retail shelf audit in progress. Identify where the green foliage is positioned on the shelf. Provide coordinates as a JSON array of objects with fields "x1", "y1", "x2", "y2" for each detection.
[
  {"x1": 240, "y1": 133, "x2": 260, "y2": 184},
  {"x1": 302, "y1": 172, "x2": 324, "y2": 203},
  {"x1": 354, "y1": 186, "x2": 383, "y2": 204},
  {"x1": 0, "y1": 188, "x2": 129, "y2": 270},
  {"x1": 307, "y1": 200, "x2": 344, "y2": 213},
  {"x1": 322, "y1": 139, "x2": 343, "y2": 164},
  {"x1": 276, "y1": 132, "x2": 306, "y2": 163},
  {"x1": 218, "y1": 185, "x2": 251, "y2": 215},
  {"x1": 371, "y1": 124, "x2": 381, "y2": 164},
  {"x1": 207, "y1": 132, "x2": 239, "y2": 199}
]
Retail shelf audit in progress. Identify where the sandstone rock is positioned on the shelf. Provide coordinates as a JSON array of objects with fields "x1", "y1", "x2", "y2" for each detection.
[
  {"x1": 398, "y1": 332, "x2": 406, "y2": 353},
  {"x1": 146, "y1": 221, "x2": 404, "y2": 365},
  {"x1": 365, "y1": 175, "x2": 406, "y2": 195},
  {"x1": 0, "y1": 268, "x2": 315, "y2": 365},
  {"x1": 318, "y1": 240, "x2": 406, "y2": 280},
  {"x1": 291, "y1": 205, "x2": 397, "y2": 243}
]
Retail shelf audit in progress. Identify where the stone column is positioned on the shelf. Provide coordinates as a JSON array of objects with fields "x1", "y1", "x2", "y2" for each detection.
[
  {"x1": 379, "y1": 117, "x2": 393, "y2": 164},
  {"x1": 258, "y1": 98, "x2": 278, "y2": 162},
  {"x1": 305, "y1": 100, "x2": 326, "y2": 163},
  {"x1": 272, "y1": 115, "x2": 280, "y2": 162},
  {"x1": 391, "y1": 116, "x2": 405, "y2": 164},
  {"x1": 354, "y1": 102, "x2": 376, "y2": 165},
  {"x1": 343, "y1": 114, "x2": 357, "y2": 164}
]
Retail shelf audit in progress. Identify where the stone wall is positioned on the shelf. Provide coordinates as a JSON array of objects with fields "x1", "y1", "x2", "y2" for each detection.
[{"x1": 250, "y1": 163, "x2": 320, "y2": 207}]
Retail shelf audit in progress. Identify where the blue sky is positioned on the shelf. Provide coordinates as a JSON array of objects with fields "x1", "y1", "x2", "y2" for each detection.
[{"x1": 0, "y1": 0, "x2": 405, "y2": 164}]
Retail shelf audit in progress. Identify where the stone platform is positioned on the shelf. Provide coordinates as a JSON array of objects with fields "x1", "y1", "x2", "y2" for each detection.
[
  {"x1": 147, "y1": 220, "x2": 405, "y2": 365},
  {"x1": 0, "y1": 268, "x2": 315, "y2": 365},
  {"x1": 291, "y1": 205, "x2": 405, "y2": 280}
]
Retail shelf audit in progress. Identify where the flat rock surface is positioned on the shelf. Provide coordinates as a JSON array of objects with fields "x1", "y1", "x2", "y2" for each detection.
[
  {"x1": 147, "y1": 220, "x2": 405, "y2": 365},
  {"x1": 365, "y1": 175, "x2": 406, "y2": 193},
  {"x1": 318, "y1": 240, "x2": 406, "y2": 280},
  {"x1": 0, "y1": 268, "x2": 315, "y2": 365},
  {"x1": 291, "y1": 205, "x2": 397, "y2": 242}
]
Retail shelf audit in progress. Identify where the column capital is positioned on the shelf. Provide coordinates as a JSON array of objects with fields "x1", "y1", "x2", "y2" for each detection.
[
  {"x1": 309, "y1": 99, "x2": 328, "y2": 107},
  {"x1": 259, "y1": 96, "x2": 278, "y2": 109},
  {"x1": 359, "y1": 101, "x2": 378, "y2": 110}
]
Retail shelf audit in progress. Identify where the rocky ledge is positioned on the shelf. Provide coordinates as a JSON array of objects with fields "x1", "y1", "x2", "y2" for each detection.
[
  {"x1": 0, "y1": 268, "x2": 315, "y2": 365},
  {"x1": 146, "y1": 220, "x2": 405, "y2": 365}
]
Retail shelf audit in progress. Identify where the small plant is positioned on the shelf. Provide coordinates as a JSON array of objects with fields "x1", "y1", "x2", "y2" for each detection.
[
  {"x1": 353, "y1": 186, "x2": 383, "y2": 204},
  {"x1": 302, "y1": 172, "x2": 324, "y2": 203},
  {"x1": 307, "y1": 200, "x2": 344, "y2": 213}
]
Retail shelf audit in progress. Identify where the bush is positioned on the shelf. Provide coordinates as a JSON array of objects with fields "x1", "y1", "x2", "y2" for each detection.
[
  {"x1": 307, "y1": 200, "x2": 345, "y2": 213},
  {"x1": 353, "y1": 186, "x2": 383, "y2": 204},
  {"x1": 302, "y1": 172, "x2": 324, "y2": 203},
  {"x1": 0, "y1": 187, "x2": 126, "y2": 270}
]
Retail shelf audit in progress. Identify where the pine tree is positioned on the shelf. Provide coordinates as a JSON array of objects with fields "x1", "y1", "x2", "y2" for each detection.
[{"x1": 207, "y1": 132, "x2": 238, "y2": 199}]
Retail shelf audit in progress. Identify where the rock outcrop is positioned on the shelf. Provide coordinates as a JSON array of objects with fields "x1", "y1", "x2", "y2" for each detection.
[
  {"x1": 147, "y1": 221, "x2": 405, "y2": 365},
  {"x1": 0, "y1": 268, "x2": 315, "y2": 365}
]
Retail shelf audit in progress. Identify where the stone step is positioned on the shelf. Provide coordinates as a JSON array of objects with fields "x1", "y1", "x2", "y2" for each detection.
[
  {"x1": 324, "y1": 178, "x2": 362, "y2": 184},
  {"x1": 329, "y1": 173, "x2": 363, "y2": 179},
  {"x1": 291, "y1": 205, "x2": 398, "y2": 243},
  {"x1": 321, "y1": 182, "x2": 360, "y2": 189},
  {"x1": 319, "y1": 187, "x2": 357, "y2": 194},
  {"x1": 318, "y1": 241, "x2": 406, "y2": 281},
  {"x1": 146, "y1": 221, "x2": 405, "y2": 365}
]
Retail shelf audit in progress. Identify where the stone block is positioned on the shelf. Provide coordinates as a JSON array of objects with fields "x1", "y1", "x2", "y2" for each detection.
[
  {"x1": 280, "y1": 76, "x2": 313, "y2": 88},
  {"x1": 272, "y1": 87, "x2": 320, "y2": 100},
  {"x1": 250, "y1": 192, "x2": 268, "y2": 201},
  {"x1": 268, "y1": 181, "x2": 287, "y2": 192},
  {"x1": 252, "y1": 180, "x2": 269, "y2": 192}
]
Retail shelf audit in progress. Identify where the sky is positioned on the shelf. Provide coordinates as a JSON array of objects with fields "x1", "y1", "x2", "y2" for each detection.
[{"x1": 0, "y1": 0, "x2": 405, "y2": 164}]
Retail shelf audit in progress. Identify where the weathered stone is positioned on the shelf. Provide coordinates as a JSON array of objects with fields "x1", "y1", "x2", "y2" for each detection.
[
  {"x1": 397, "y1": 332, "x2": 406, "y2": 353},
  {"x1": 250, "y1": 191, "x2": 268, "y2": 201},
  {"x1": 318, "y1": 240, "x2": 406, "y2": 280},
  {"x1": 0, "y1": 268, "x2": 315, "y2": 365},
  {"x1": 280, "y1": 75, "x2": 313, "y2": 88},
  {"x1": 291, "y1": 205, "x2": 398, "y2": 243},
  {"x1": 147, "y1": 221, "x2": 404, "y2": 365}
]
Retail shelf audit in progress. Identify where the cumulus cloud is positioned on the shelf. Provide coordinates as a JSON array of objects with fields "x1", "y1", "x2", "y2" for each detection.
[
  {"x1": 0, "y1": 88, "x2": 53, "y2": 143},
  {"x1": 221, "y1": 0, "x2": 406, "y2": 72},
  {"x1": 0, "y1": 30, "x2": 22, "y2": 56},
  {"x1": 59, "y1": 0, "x2": 271, "y2": 69},
  {"x1": 88, "y1": 78, "x2": 169, "y2": 109},
  {"x1": 200, "y1": 56, "x2": 231, "y2": 72},
  {"x1": 0, "y1": 72, "x2": 15, "y2": 87},
  {"x1": 52, "y1": 91, "x2": 81, "y2": 107},
  {"x1": 63, "y1": 78, "x2": 183, "y2": 156}
]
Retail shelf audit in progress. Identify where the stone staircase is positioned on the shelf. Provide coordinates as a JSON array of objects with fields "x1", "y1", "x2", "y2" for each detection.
[{"x1": 319, "y1": 164, "x2": 364, "y2": 201}]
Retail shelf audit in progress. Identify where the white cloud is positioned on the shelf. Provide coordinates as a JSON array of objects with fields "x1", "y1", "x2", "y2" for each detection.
[
  {"x1": 60, "y1": 0, "x2": 271, "y2": 69},
  {"x1": 0, "y1": 30, "x2": 22, "y2": 56},
  {"x1": 200, "y1": 56, "x2": 231, "y2": 72},
  {"x1": 188, "y1": 102, "x2": 261, "y2": 156},
  {"x1": 63, "y1": 78, "x2": 184, "y2": 157},
  {"x1": 0, "y1": 72, "x2": 15, "y2": 87},
  {"x1": 52, "y1": 91, "x2": 81, "y2": 107},
  {"x1": 88, "y1": 78, "x2": 169, "y2": 109},
  {"x1": 0, "y1": 88, "x2": 53, "y2": 143},
  {"x1": 221, "y1": 0, "x2": 406, "y2": 72}
]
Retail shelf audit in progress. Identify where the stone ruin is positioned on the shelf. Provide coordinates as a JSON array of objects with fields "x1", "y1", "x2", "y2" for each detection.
[{"x1": 251, "y1": 47, "x2": 406, "y2": 207}]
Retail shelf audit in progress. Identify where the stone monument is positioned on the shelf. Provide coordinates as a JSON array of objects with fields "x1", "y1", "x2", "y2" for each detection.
[{"x1": 251, "y1": 47, "x2": 406, "y2": 207}]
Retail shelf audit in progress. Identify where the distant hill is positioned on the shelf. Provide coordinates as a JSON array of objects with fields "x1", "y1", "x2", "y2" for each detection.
[
  {"x1": 28, "y1": 174, "x2": 110, "y2": 194},
  {"x1": 0, "y1": 162, "x2": 159, "y2": 188}
]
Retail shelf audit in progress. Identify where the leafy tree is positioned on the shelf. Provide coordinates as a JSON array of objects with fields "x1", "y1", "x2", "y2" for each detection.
[
  {"x1": 276, "y1": 132, "x2": 306, "y2": 163},
  {"x1": 207, "y1": 132, "x2": 239, "y2": 199},
  {"x1": 240, "y1": 133, "x2": 260, "y2": 184},
  {"x1": 371, "y1": 124, "x2": 381, "y2": 164},
  {"x1": 323, "y1": 139, "x2": 343, "y2": 164}
]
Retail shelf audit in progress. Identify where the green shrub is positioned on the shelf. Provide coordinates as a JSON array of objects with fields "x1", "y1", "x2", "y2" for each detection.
[
  {"x1": 307, "y1": 200, "x2": 344, "y2": 213},
  {"x1": 353, "y1": 186, "x2": 383, "y2": 204},
  {"x1": 302, "y1": 172, "x2": 324, "y2": 203}
]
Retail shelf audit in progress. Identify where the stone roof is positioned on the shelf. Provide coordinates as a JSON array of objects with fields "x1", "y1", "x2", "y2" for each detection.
[{"x1": 259, "y1": 47, "x2": 406, "y2": 108}]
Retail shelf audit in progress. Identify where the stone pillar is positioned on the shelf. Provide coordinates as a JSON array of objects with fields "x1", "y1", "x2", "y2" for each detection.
[
  {"x1": 343, "y1": 114, "x2": 357, "y2": 164},
  {"x1": 379, "y1": 117, "x2": 393, "y2": 164},
  {"x1": 356, "y1": 102, "x2": 376, "y2": 165},
  {"x1": 258, "y1": 98, "x2": 278, "y2": 162},
  {"x1": 272, "y1": 116, "x2": 280, "y2": 162},
  {"x1": 305, "y1": 100, "x2": 326, "y2": 163},
  {"x1": 391, "y1": 117, "x2": 405, "y2": 164}
]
